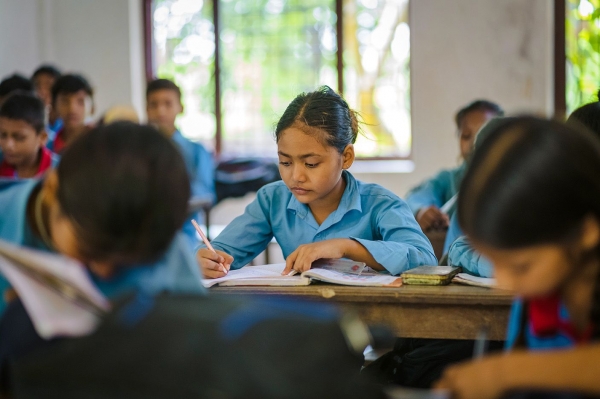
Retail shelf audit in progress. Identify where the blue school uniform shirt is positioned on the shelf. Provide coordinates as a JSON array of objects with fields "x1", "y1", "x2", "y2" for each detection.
[
  {"x1": 448, "y1": 235, "x2": 494, "y2": 277},
  {"x1": 172, "y1": 130, "x2": 215, "y2": 246},
  {"x1": 405, "y1": 163, "x2": 466, "y2": 218},
  {"x1": 0, "y1": 179, "x2": 205, "y2": 317},
  {"x1": 441, "y1": 212, "x2": 464, "y2": 256},
  {"x1": 505, "y1": 298, "x2": 589, "y2": 350},
  {"x1": 201, "y1": 171, "x2": 437, "y2": 275}
]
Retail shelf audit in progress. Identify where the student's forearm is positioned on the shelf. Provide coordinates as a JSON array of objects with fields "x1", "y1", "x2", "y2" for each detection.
[
  {"x1": 340, "y1": 239, "x2": 385, "y2": 271},
  {"x1": 500, "y1": 346, "x2": 600, "y2": 394}
]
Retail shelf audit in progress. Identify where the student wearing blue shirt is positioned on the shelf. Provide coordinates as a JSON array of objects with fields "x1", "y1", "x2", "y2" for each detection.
[
  {"x1": 31, "y1": 64, "x2": 62, "y2": 134},
  {"x1": 436, "y1": 117, "x2": 600, "y2": 398},
  {"x1": 405, "y1": 100, "x2": 503, "y2": 232},
  {"x1": 0, "y1": 122, "x2": 204, "y2": 316},
  {"x1": 146, "y1": 79, "x2": 215, "y2": 247},
  {"x1": 198, "y1": 86, "x2": 436, "y2": 278}
]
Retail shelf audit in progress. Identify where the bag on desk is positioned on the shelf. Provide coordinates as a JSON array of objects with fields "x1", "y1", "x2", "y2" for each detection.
[{"x1": 10, "y1": 293, "x2": 383, "y2": 399}]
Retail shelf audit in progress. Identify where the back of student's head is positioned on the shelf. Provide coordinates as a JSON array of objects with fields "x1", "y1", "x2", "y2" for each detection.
[
  {"x1": 566, "y1": 92, "x2": 600, "y2": 139},
  {"x1": 0, "y1": 92, "x2": 45, "y2": 132},
  {"x1": 275, "y1": 85, "x2": 358, "y2": 153},
  {"x1": 56, "y1": 122, "x2": 190, "y2": 264},
  {"x1": 146, "y1": 78, "x2": 181, "y2": 100},
  {"x1": 51, "y1": 73, "x2": 93, "y2": 104},
  {"x1": 455, "y1": 100, "x2": 504, "y2": 128},
  {"x1": 0, "y1": 74, "x2": 34, "y2": 99},
  {"x1": 31, "y1": 65, "x2": 61, "y2": 81},
  {"x1": 458, "y1": 116, "x2": 600, "y2": 250}
]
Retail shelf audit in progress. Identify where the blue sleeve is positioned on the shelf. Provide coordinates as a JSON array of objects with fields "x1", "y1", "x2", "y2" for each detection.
[
  {"x1": 505, "y1": 299, "x2": 524, "y2": 349},
  {"x1": 405, "y1": 169, "x2": 452, "y2": 215},
  {"x1": 442, "y1": 213, "x2": 463, "y2": 255},
  {"x1": 448, "y1": 235, "x2": 494, "y2": 277},
  {"x1": 351, "y1": 197, "x2": 438, "y2": 275},
  {"x1": 190, "y1": 145, "x2": 215, "y2": 202},
  {"x1": 198, "y1": 188, "x2": 274, "y2": 269}
]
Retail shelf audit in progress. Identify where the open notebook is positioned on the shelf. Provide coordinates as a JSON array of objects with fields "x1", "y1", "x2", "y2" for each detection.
[
  {"x1": 202, "y1": 259, "x2": 402, "y2": 288},
  {"x1": 451, "y1": 273, "x2": 496, "y2": 288},
  {"x1": 0, "y1": 239, "x2": 110, "y2": 339}
]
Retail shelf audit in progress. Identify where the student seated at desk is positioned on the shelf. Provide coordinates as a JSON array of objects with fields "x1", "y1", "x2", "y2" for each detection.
[
  {"x1": 47, "y1": 74, "x2": 93, "y2": 154},
  {"x1": 31, "y1": 65, "x2": 62, "y2": 134},
  {"x1": 0, "y1": 92, "x2": 59, "y2": 179},
  {"x1": 436, "y1": 117, "x2": 600, "y2": 398},
  {"x1": 146, "y1": 78, "x2": 215, "y2": 247},
  {"x1": 0, "y1": 122, "x2": 204, "y2": 316},
  {"x1": 405, "y1": 100, "x2": 503, "y2": 232},
  {"x1": 198, "y1": 86, "x2": 436, "y2": 278}
]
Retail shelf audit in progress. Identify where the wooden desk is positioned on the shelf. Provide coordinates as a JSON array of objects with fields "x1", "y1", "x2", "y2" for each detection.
[{"x1": 212, "y1": 284, "x2": 514, "y2": 341}]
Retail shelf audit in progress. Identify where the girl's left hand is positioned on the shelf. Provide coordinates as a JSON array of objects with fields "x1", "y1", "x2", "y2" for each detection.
[
  {"x1": 282, "y1": 239, "x2": 349, "y2": 275},
  {"x1": 434, "y1": 353, "x2": 509, "y2": 399}
]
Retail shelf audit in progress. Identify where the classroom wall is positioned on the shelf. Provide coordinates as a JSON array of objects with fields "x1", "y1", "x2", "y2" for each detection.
[
  {"x1": 0, "y1": 0, "x2": 555, "y2": 228},
  {"x1": 0, "y1": 0, "x2": 146, "y2": 118}
]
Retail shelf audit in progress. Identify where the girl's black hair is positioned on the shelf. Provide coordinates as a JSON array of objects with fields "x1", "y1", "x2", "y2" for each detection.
[
  {"x1": 455, "y1": 99, "x2": 504, "y2": 129},
  {"x1": 457, "y1": 116, "x2": 600, "y2": 339},
  {"x1": 56, "y1": 122, "x2": 190, "y2": 264},
  {"x1": 274, "y1": 86, "x2": 359, "y2": 153},
  {"x1": 0, "y1": 92, "x2": 45, "y2": 132}
]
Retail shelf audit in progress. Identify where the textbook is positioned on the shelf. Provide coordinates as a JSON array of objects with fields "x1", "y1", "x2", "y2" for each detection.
[
  {"x1": 202, "y1": 259, "x2": 403, "y2": 288},
  {"x1": 400, "y1": 265, "x2": 461, "y2": 285},
  {"x1": 452, "y1": 273, "x2": 496, "y2": 288},
  {"x1": 0, "y1": 239, "x2": 110, "y2": 339}
]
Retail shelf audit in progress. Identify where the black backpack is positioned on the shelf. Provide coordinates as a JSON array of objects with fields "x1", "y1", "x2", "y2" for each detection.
[
  {"x1": 8, "y1": 294, "x2": 383, "y2": 399},
  {"x1": 215, "y1": 158, "x2": 280, "y2": 203}
]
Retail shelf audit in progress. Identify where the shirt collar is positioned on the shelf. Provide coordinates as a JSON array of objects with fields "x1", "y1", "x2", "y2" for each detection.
[{"x1": 286, "y1": 170, "x2": 362, "y2": 220}]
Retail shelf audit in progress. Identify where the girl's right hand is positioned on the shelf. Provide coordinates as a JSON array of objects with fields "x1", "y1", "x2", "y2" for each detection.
[{"x1": 197, "y1": 248, "x2": 234, "y2": 279}]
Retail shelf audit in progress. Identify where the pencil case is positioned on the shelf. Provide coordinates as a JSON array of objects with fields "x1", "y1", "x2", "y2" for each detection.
[{"x1": 400, "y1": 266, "x2": 461, "y2": 286}]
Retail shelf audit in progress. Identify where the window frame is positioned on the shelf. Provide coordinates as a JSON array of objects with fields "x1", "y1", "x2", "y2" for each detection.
[{"x1": 142, "y1": 0, "x2": 410, "y2": 160}]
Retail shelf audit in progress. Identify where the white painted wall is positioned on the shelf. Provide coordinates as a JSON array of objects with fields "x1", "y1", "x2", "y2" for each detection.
[
  {"x1": 0, "y1": 0, "x2": 555, "y2": 231},
  {"x1": 0, "y1": 0, "x2": 146, "y2": 118}
]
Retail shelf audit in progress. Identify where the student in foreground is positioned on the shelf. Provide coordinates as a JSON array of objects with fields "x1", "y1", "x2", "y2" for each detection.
[
  {"x1": 435, "y1": 117, "x2": 600, "y2": 398},
  {"x1": 405, "y1": 100, "x2": 503, "y2": 232},
  {"x1": 198, "y1": 86, "x2": 436, "y2": 278},
  {"x1": 0, "y1": 92, "x2": 59, "y2": 179},
  {"x1": 0, "y1": 122, "x2": 204, "y2": 316}
]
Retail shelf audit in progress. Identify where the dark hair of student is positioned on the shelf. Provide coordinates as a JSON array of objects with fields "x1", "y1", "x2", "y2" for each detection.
[
  {"x1": 0, "y1": 92, "x2": 45, "y2": 132},
  {"x1": 56, "y1": 122, "x2": 191, "y2": 264},
  {"x1": 274, "y1": 85, "x2": 359, "y2": 153},
  {"x1": 31, "y1": 65, "x2": 62, "y2": 80},
  {"x1": 457, "y1": 116, "x2": 600, "y2": 339},
  {"x1": 0, "y1": 74, "x2": 34, "y2": 98},
  {"x1": 146, "y1": 78, "x2": 181, "y2": 100},
  {"x1": 51, "y1": 74, "x2": 93, "y2": 105},
  {"x1": 455, "y1": 100, "x2": 504, "y2": 129},
  {"x1": 566, "y1": 91, "x2": 600, "y2": 139}
]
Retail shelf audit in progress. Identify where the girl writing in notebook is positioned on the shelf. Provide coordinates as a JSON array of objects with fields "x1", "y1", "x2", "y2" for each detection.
[
  {"x1": 198, "y1": 86, "x2": 436, "y2": 278},
  {"x1": 0, "y1": 122, "x2": 204, "y2": 316},
  {"x1": 435, "y1": 117, "x2": 600, "y2": 398}
]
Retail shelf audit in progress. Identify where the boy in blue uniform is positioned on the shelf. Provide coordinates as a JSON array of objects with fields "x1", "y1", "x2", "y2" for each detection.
[
  {"x1": 405, "y1": 100, "x2": 503, "y2": 232},
  {"x1": 198, "y1": 86, "x2": 436, "y2": 278},
  {"x1": 436, "y1": 117, "x2": 600, "y2": 398},
  {"x1": 0, "y1": 93, "x2": 59, "y2": 179},
  {"x1": 47, "y1": 74, "x2": 93, "y2": 154},
  {"x1": 31, "y1": 65, "x2": 62, "y2": 134},
  {"x1": 0, "y1": 122, "x2": 204, "y2": 316},
  {"x1": 146, "y1": 79, "x2": 215, "y2": 247}
]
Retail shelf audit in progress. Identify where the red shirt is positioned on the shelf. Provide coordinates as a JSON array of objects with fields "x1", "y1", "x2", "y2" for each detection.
[{"x1": 0, "y1": 147, "x2": 54, "y2": 178}]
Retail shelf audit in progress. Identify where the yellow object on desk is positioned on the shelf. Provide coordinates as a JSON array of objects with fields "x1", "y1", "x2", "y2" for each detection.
[{"x1": 401, "y1": 265, "x2": 461, "y2": 286}]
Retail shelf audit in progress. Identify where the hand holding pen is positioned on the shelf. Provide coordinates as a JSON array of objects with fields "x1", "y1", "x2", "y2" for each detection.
[{"x1": 192, "y1": 220, "x2": 234, "y2": 279}]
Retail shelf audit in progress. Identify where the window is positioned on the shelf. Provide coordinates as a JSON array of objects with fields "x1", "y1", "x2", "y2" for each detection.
[
  {"x1": 146, "y1": 0, "x2": 410, "y2": 158},
  {"x1": 565, "y1": 0, "x2": 600, "y2": 113}
]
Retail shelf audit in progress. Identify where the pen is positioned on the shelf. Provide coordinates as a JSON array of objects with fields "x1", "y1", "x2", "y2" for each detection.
[
  {"x1": 191, "y1": 219, "x2": 227, "y2": 275},
  {"x1": 473, "y1": 327, "x2": 488, "y2": 359}
]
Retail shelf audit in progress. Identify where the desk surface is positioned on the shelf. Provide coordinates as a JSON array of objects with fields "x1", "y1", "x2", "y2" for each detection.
[{"x1": 212, "y1": 283, "x2": 514, "y2": 340}]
